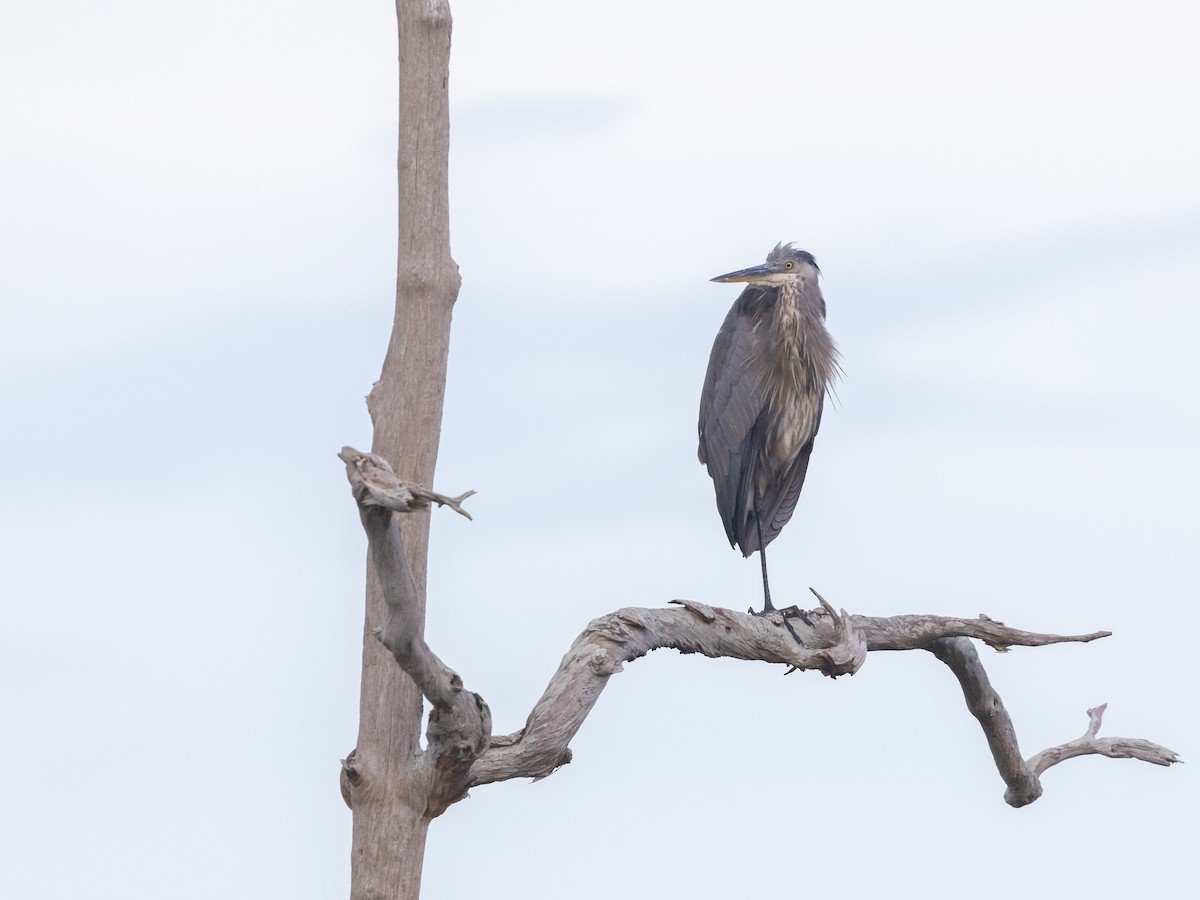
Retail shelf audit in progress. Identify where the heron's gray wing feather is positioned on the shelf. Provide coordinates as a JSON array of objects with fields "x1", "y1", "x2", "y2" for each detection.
[
  {"x1": 756, "y1": 402, "x2": 824, "y2": 549},
  {"x1": 698, "y1": 288, "x2": 772, "y2": 551}
]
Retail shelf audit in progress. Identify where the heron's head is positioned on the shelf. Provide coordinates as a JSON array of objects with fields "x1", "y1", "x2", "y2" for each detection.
[{"x1": 711, "y1": 242, "x2": 819, "y2": 286}]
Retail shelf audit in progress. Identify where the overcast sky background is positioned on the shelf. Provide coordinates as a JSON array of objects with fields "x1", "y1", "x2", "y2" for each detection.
[{"x1": 2, "y1": 1, "x2": 1197, "y2": 897}]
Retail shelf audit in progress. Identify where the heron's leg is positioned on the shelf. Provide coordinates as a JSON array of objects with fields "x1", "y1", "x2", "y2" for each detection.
[
  {"x1": 757, "y1": 540, "x2": 775, "y2": 612},
  {"x1": 748, "y1": 505, "x2": 811, "y2": 645},
  {"x1": 751, "y1": 503, "x2": 775, "y2": 612},
  {"x1": 748, "y1": 504, "x2": 777, "y2": 619},
  {"x1": 749, "y1": 508, "x2": 805, "y2": 645}
]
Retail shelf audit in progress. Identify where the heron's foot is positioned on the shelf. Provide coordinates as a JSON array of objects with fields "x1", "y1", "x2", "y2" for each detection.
[
  {"x1": 748, "y1": 601, "x2": 815, "y2": 627},
  {"x1": 748, "y1": 604, "x2": 806, "y2": 646},
  {"x1": 779, "y1": 605, "x2": 815, "y2": 628}
]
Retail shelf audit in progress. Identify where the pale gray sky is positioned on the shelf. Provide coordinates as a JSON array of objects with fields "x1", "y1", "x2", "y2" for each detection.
[{"x1": 2, "y1": 1, "x2": 1197, "y2": 897}]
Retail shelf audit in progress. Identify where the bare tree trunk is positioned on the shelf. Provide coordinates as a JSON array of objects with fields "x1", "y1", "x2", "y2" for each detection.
[{"x1": 345, "y1": 2, "x2": 459, "y2": 898}]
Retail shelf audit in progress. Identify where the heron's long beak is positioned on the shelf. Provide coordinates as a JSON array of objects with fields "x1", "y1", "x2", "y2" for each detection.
[{"x1": 710, "y1": 263, "x2": 774, "y2": 283}]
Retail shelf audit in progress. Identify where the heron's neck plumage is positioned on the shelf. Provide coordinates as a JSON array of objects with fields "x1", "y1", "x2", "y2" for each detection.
[{"x1": 770, "y1": 279, "x2": 837, "y2": 395}]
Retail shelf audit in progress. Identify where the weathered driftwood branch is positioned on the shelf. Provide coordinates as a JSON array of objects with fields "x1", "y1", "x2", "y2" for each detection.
[
  {"x1": 916, "y1": 641, "x2": 1177, "y2": 806},
  {"x1": 839, "y1": 611, "x2": 1110, "y2": 652},
  {"x1": 928, "y1": 636, "x2": 1044, "y2": 806},
  {"x1": 339, "y1": 447, "x2": 488, "y2": 816},
  {"x1": 339, "y1": 447, "x2": 1179, "y2": 815},
  {"x1": 1027, "y1": 703, "x2": 1181, "y2": 777},
  {"x1": 470, "y1": 596, "x2": 868, "y2": 786},
  {"x1": 468, "y1": 600, "x2": 1178, "y2": 807}
]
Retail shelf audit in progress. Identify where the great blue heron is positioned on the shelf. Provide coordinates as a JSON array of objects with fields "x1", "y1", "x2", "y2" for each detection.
[{"x1": 698, "y1": 242, "x2": 839, "y2": 616}]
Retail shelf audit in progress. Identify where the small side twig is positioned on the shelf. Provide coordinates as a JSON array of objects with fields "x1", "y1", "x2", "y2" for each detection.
[{"x1": 1027, "y1": 704, "x2": 1182, "y2": 776}]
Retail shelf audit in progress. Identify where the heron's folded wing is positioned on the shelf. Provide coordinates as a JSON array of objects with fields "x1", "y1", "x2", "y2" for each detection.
[
  {"x1": 698, "y1": 289, "x2": 772, "y2": 550},
  {"x1": 757, "y1": 401, "x2": 823, "y2": 549}
]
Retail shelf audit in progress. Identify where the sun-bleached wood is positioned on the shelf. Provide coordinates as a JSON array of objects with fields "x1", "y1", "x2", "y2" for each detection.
[
  {"x1": 346, "y1": 2, "x2": 459, "y2": 898},
  {"x1": 338, "y1": 448, "x2": 1181, "y2": 824},
  {"x1": 1027, "y1": 703, "x2": 1181, "y2": 776}
]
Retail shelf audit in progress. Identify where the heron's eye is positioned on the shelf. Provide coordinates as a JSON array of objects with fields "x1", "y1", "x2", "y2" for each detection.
[{"x1": 784, "y1": 262, "x2": 794, "y2": 270}]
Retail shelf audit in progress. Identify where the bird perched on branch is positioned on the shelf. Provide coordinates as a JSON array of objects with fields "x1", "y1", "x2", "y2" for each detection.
[{"x1": 698, "y1": 242, "x2": 839, "y2": 615}]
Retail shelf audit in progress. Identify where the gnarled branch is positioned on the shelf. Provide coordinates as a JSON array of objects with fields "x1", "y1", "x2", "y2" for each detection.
[
  {"x1": 469, "y1": 599, "x2": 1165, "y2": 805},
  {"x1": 339, "y1": 448, "x2": 1179, "y2": 816},
  {"x1": 339, "y1": 447, "x2": 487, "y2": 816},
  {"x1": 928, "y1": 636, "x2": 1043, "y2": 806},
  {"x1": 470, "y1": 596, "x2": 868, "y2": 786}
]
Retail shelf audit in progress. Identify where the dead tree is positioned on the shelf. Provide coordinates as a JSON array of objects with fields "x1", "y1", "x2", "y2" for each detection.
[
  {"x1": 340, "y1": 2, "x2": 1179, "y2": 898},
  {"x1": 342, "y1": 2, "x2": 458, "y2": 896}
]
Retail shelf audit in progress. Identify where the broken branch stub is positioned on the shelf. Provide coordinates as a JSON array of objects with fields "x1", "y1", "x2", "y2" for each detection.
[{"x1": 339, "y1": 446, "x2": 475, "y2": 518}]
